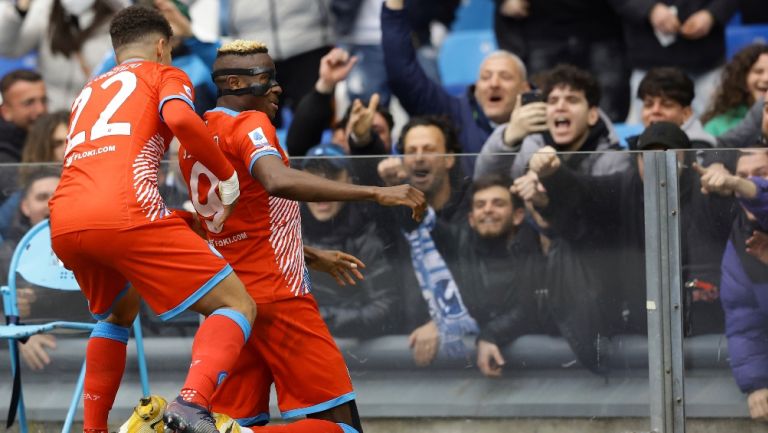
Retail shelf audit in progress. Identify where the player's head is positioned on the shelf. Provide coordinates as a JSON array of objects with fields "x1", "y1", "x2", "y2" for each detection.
[
  {"x1": 212, "y1": 40, "x2": 282, "y2": 120},
  {"x1": 109, "y1": 5, "x2": 174, "y2": 65}
]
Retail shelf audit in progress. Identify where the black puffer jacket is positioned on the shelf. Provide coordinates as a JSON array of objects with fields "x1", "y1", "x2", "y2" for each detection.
[{"x1": 301, "y1": 201, "x2": 401, "y2": 338}]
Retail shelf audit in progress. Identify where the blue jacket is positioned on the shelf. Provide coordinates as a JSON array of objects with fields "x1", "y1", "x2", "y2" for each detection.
[
  {"x1": 381, "y1": 5, "x2": 493, "y2": 170},
  {"x1": 721, "y1": 176, "x2": 768, "y2": 393}
]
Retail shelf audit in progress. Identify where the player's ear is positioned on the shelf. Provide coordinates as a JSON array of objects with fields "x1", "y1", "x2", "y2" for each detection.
[
  {"x1": 155, "y1": 37, "x2": 167, "y2": 62},
  {"x1": 226, "y1": 75, "x2": 242, "y2": 90}
]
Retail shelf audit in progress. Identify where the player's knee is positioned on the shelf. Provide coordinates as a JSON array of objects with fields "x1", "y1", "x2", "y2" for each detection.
[{"x1": 235, "y1": 296, "x2": 257, "y2": 324}]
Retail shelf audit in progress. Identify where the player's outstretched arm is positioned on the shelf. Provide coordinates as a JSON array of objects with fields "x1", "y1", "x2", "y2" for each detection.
[
  {"x1": 163, "y1": 99, "x2": 239, "y2": 230},
  {"x1": 252, "y1": 155, "x2": 427, "y2": 220}
]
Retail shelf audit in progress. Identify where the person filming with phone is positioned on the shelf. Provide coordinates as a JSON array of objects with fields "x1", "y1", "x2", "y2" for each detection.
[{"x1": 475, "y1": 64, "x2": 631, "y2": 180}]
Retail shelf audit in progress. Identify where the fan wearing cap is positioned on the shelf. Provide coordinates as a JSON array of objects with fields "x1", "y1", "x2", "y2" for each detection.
[
  {"x1": 702, "y1": 145, "x2": 768, "y2": 421},
  {"x1": 177, "y1": 40, "x2": 427, "y2": 433},
  {"x1": 519, "y1": 121, "x2": 736, "y2": 349},
  {"x1": 300, "y1": 143, "x2": 401, "y2": 339}
]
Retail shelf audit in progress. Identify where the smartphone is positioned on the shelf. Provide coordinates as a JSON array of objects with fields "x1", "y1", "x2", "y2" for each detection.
[{"x1": 521, "y1": 91, "x2": 545, "y2": 105}]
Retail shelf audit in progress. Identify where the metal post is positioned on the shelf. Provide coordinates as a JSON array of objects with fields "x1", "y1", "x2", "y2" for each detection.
[{"x1": 643, "y1": 151, "x2": 686, "y2": 433}]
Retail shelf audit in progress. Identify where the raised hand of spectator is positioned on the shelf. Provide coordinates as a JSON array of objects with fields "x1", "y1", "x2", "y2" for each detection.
[
  {"x1": 304, "y1": 245, "x2": 366, "y2": 286},
  {"x1": 19, "y1": 334, "x2": 56, "y2": 371},
  {"x1": 155, "y1": 0, "x2": 193, "y2": 39},
  {"x1": 408, "y1": 320, "x2": 440, "y2": 367},
  {"x1": 16, "y1": 287, "x2": 36, "y2": 318},
  {"x1": 347, "y1": 93, "x2": 380, "y2": 146},
  {"x1": 528, "y1": 145, "x2": 561, "y2": 178},
  {"x1": 384, "y1": 0, "x2": 404, "y2": 11},
  {"x1": 694, "y1": 163, "x2": 758, "y2": 198},
  {"x1": 511, "y1": 171, "x2": 549, "y2": 208},
  {"x1": 499, "y1": 0, "x2": 529, "y2": 18},
  {"x1": 746, "y1": 231, "x2": 768, "y2": 266},
  {"x1": 377, "y1": 157, "x2": 408, "y2": 186},
  {"x1": 374, "y1": 184, "x2": 427, "y2": 222},
  {"x1": 680, "y1": 10, "x2": 714, "y2": 40},
  {"x1": 504, "y1": 95, "x2": 547, "y2": 148},
  {"x1": 477, "y1": 339, "x2": 505, "y2": 377},
  {"x1": 748, "y1": 388, "x2": 768, "y2": 421},
  {"x1": 650, "y1": 3, "x2": 680, "y2": 34},
  {"x1": 316, "y1": 48, "x2": 358, "y2": 95},
  {"x1": 15, "y1": 0, "x2": 31, "y2": 13}
]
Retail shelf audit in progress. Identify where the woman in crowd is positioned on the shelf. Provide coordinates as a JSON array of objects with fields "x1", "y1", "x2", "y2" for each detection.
[
  {"x1": 0, "y1": 0, "x2": 127, "y2": 110},
  {"x1": 702, "y1": 44, "x2": 768, "y2": 136}
]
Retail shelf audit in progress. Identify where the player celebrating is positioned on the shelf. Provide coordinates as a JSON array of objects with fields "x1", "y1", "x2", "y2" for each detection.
[
  {"x1": 48, "y1": 7, "x2": 256, "y2": 433},
  {"x1": 176, "y1": 40, "x2": 425, "y2": 433}
]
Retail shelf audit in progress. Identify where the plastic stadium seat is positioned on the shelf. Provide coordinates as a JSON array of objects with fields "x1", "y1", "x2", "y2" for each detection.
[
  {"x1": 451, "y1": 0, "x2": 494, "y2": 32},
  {"x1": 438, "y1": 30, "x2": 498, "y2": 95},
  {"x1": 0, "y1": 220, "x2": 150, "y2": 433},
  {"x1": 726, "y1": 25, "x2": 768, "y2": 60},
  {"x1": 0, "y1": 52, "x2": 37, "y2": 80},
  {"x1": 613, "y1": 123, "x2": 645, "y2": 149}
]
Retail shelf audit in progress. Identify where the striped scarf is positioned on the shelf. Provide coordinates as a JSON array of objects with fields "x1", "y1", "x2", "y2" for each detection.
[{"x1": 405, "y1": 208, "x2": 478, "y2": 358}]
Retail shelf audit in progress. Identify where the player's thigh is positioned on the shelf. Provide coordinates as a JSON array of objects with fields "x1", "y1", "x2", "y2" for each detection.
[
  {"x1": 52, "y1": 231, "x2": 130, "y2": 321},
  {"x1": 106, "y1": 217, "x2": 239, "y2": 321},
  {"x1": 255, "y1": 296, "x2": 354, "y2": 418}
]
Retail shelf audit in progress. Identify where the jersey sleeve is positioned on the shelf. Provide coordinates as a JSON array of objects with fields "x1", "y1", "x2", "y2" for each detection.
[
  {"x1": 157, "y1": 66, "x2": 196, "y2": 119},
  {"x1": 236, "y1": 113, "x2": 283, "y2": 175}
]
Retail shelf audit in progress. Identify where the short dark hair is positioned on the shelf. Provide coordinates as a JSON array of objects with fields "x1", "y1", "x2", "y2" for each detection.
[
  {"x1": 397, "y1": 115, "x2": 460, "y2": 154},
  {"x1": 19, "y1": 165, "x2": 62, "y2": 193},
  {"x1": 109, "y1": 5, "x2": 172, "y2": 51},
  {"x1": 0, "y1": 69, "x2": 43, "y2": 98},
  {"x1": 541, "y1": 64, "x2": 601, "y2": 107},
  {"x1": 471, "y1": 174, "x2": 522, "y2": 209},
  {"x1": 637, "y1": 67, "x2": 694, "y2": 107}
]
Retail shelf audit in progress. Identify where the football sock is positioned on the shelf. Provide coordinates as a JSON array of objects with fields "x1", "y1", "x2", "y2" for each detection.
[
  {"x1": 83, "y1": 322, "x2": 130, "y2": 432},
  {"x1": 180, "y1": 309, "x2": 251, "y2": 408}
]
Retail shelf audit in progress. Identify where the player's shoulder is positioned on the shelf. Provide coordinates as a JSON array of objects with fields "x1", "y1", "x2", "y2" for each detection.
[{"x1": 206, "y1": 108, "x2": 274, "y2": 133}]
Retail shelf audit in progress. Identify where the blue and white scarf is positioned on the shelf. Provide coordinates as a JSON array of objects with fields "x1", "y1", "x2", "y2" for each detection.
[{"x1": 405, "y1": 207, "x2": 479, "y2": 358}]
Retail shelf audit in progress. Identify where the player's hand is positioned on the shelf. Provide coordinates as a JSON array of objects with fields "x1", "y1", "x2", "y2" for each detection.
[
  {"x1": 680, "y1": 10, "x2": 714, "y2": 40},
  {"x1": 347, "y1": 93, "x2": 380, "y2": 145},
  {"x1": 504, "y1": 95, "x2": 547, "y2": 147},
  {"x1": 316, "y1": 48, "x2": 358, "y2": 94},
  {"x1": 210, "y1": 202, "x2": 235, "y2": 233},
  {"x1": 408, "y1": 320, "x2": 440, "y2": 367},
  {"x1": 693, "y1": 163, "x2": 737, "y2": 196},
  {"x1": 528, "y1": 145, "x2": 560, "y2": 178},
  {"x1": 19, "y1": 334, "x2": 56, "y2": 371},
  {"x1": 374, "y1": 184, "x2": 427, "y2": 222},
  {"x1": 213, "y1": 172, "x2": 240, "y2": 232},
  {"x1": 16, "y1": 287, "x2": 36, "y2": 318},
  {"x1": 650, "y1": 3, "x2": 680, "y2": 34},
  {"x1": 477, "y1": 340, "x2": 505, "y2": 377},
  {"x1": 377, "y1": 157, "x2": 408, "y2": 186},
  {"x1": 306, "y1": 248, "x2": 366, "y2": 286},
  {"x1": 746, "y1": 231, "x2": 768, "y2": 266},
  {"x1": 748, "y1": 388, "x2": 768, "y2": 421},
  {"x1": 511, "y1": 171, "x2": 549, "y2": 208}
]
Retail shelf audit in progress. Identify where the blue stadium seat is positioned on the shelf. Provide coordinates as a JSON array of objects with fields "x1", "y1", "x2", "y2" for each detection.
[
  {"x1": 726, "y1": 25, "x2": 768, "y2": 60},
  {"x1": 0, "y1": 52, "x2": 37, "y2": 80},
  {"x1": 613, "y1": 123, "x2": 644, "y2": 149},
  {"x1": 451, "y1": 0, "x2": 494, "y2": 31},
  {"x1": 438, "y1": 30, "x2": 497, "y2": 95}
]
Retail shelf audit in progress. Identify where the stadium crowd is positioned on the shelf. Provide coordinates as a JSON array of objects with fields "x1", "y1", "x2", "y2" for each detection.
[{"x1": 1, "y1": 0, "x2": 768, "y2": 422}]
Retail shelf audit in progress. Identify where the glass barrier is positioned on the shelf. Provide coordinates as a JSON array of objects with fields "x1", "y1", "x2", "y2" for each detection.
[
  {"x1": 0, "y1": 148, "x2": 683, "y2": 430},
  {"x1": 679, "y1": 148, "x2": 760, "y2": 428}
]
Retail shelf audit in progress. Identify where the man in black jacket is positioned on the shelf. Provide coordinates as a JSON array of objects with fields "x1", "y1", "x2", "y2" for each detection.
[
  {"x1": 527, "y1": 122, "x2": 736, "y2": 341},
  {"x1": 0, "y1": 69, "x2": 48, "y2": 203},
  {"x1": 300, "y1": 144, "x2": 401, "y2": 338},
  {"x1": 432, "y1": 175, "x2": 545, "y2": 377}
]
